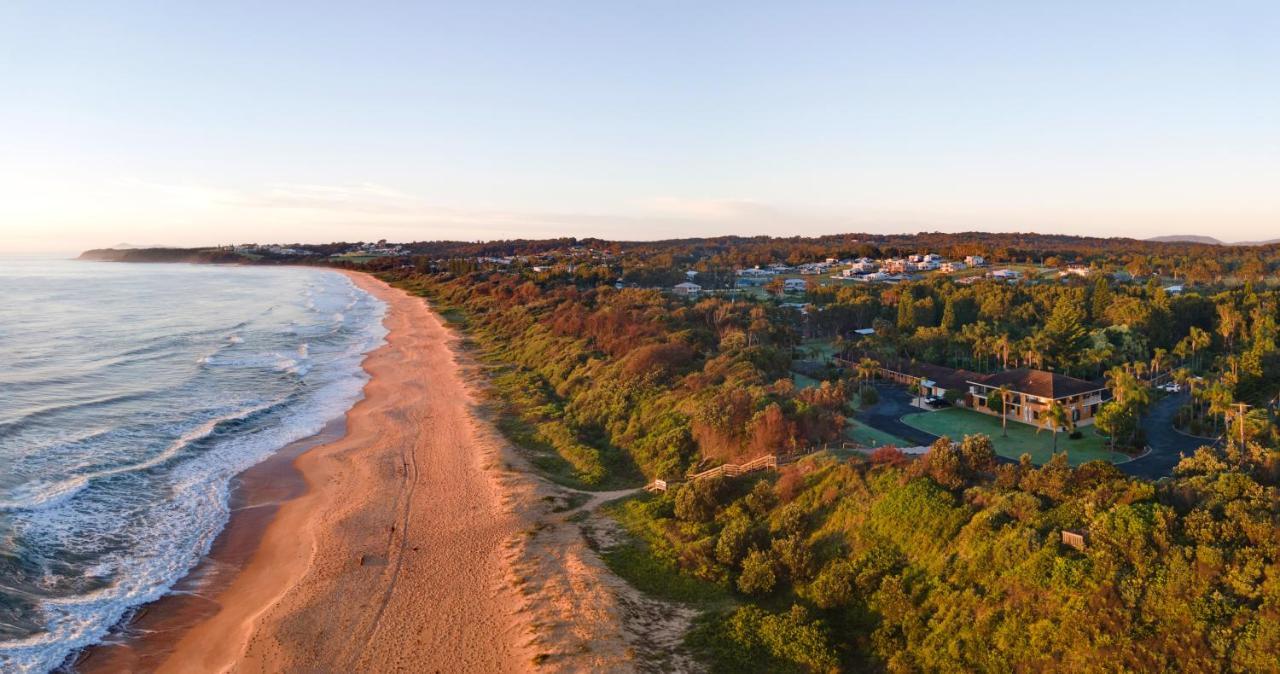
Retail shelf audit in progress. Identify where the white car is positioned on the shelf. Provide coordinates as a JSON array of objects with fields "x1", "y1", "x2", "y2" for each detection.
[{"x1": 1159, "y1": 382, "x2": 1183, "y2": 393}]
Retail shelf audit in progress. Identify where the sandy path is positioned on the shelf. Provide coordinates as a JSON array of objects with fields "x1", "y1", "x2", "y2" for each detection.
[{"x1": 157, "y1": 272, "x2": 537, "y2": 673}]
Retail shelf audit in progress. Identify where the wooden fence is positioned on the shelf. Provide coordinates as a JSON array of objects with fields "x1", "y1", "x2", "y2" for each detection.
[{"x1": 645, "y1": 451, "x2": 810, "y2": 492}]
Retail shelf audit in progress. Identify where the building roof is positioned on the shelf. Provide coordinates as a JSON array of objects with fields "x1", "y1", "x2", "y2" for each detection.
[
  {"x1": 971, "y1": 368, "x2": 1104, "y2": 399},
  {"x1": 850, "y1": 352, "x2": 986, "y2": 392}
]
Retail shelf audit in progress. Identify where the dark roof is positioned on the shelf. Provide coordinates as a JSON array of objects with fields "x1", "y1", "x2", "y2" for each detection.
[
  {"x1": 846, "y1": 351, "x2": 987, "y2": 392},
  {"x1": 971, "y1": 368, "x2": 1104, "y2": 399},
  {"x1": 912, "y1": 362, "x2": 988, "y2": 391}
]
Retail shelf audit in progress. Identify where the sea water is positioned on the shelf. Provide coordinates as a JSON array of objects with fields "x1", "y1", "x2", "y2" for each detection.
[{"x1": 0, "y1": 258, "x2": 386, "y2": 672}]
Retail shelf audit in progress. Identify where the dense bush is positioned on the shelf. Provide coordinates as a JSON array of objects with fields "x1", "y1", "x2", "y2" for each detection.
[{"x1": 616, "y1": 440, "x2": 1280, "y2": 671}]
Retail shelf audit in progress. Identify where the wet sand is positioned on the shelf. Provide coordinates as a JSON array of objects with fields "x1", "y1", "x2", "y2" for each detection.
[
  {"x1": 146, "y1": 271, "x2": 537, "y2": 672},
  {"x1": 76, "y1": 421, "x2": 342, "y2": 672},
  {"x1": 76, "y1": 270, "x2": 654, "y2": 674}
]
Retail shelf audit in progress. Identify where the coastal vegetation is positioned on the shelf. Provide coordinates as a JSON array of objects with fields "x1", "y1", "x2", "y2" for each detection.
[
  {"x1": 104, "y1": 231, "x2": 1280, "y2": 671},
  {"x1": 359, "y1": 232, "x2": 1280, "y2": 671}
]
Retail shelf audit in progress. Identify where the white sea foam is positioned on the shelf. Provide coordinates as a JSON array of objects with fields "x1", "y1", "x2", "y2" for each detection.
[{"x1": 0, "y1": 266, "x2": 388, "y2": 673}]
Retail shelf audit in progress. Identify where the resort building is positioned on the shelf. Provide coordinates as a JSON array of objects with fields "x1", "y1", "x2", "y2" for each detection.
[
  {"x1": 967, "y1": 369, "x2": 1110, "y2": 426},
  {"x1": 841, "y1": 353, "x2": 1109, "y2": 427}
]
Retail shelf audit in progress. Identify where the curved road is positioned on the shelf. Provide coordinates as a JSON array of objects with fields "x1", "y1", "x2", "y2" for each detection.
[{"x1": 1120, "y1": 391, "x2": 1219, "y2": 479}]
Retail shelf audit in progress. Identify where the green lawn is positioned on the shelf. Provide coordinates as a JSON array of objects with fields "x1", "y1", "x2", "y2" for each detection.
[
  {"x1": 844, "y1": 419, "x2": 911, "y2": 451},
  {"x1": 799, "y1": 337, "x2": 839, "y2": 361},
  {"x1": 791, "y1": 372, "x2": 823, "y2": 389},
  {"x1": 901, "y1": 407, "x2": 1129, "y2": 465}
]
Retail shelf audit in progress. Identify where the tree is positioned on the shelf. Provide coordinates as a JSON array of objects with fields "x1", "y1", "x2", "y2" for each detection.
[
  {"x1": 897, "y1": 292, "x2": 917, "y2": 333},
  {"x1": 737, "y1": 548, "x2": 778, "y2": 595},
  {"x1": 1041, "y1": 295, "x2": 1089, "y2": 371},
  {"x1": 995, "y1": 385, "x2": 1013, "y2": 437},
  {"x1": 856, "y1": 357, "x2": 880, "y2": 395},
  {"x1": 1037, "y1": 400, "x2": 1075, "y2": 455},
  {"x1": 1095, "y1": 400, "x2": 1138, "y2": 450}
]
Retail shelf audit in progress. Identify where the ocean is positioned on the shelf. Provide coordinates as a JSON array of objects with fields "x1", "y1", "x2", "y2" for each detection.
[{"x1": 0, "y1": 258, "x2": 386, "y2": 672}]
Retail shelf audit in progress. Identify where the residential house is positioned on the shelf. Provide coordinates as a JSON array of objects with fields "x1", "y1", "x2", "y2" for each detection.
[
  {"x1": 965, "y1": 255, "x2": 986, "y2": 267},
  {"x1": 1059, "y1": 265, "x2": 1091, "y2": 278},
  {"x1": 672, "y1": 282, "x2": 702, "y2": 296},
  {"x1": 783, "y1": 278, "x2": 808, "y2": 293},
  {"x1": 968, "y1": 369, "x2": 1110, "y2": 426},
  {"x1": 991, "y1": 269, "x2": 1022, "y2": 281}
]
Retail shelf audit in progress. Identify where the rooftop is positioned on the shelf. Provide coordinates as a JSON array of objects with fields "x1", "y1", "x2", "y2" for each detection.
[{"x1": 972, "y1": 368, "x2": 1104, "y2": 399}]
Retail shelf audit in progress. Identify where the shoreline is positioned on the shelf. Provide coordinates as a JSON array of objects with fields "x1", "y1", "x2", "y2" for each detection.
[
  {"x1": 136, "y1": 269, "x2": 539, "y2": 672},
  {"x1": 67, "y1": 268, "x2": 652, "y2": 673},
  {"x1": 73, "y1": 419, "x2": 346, "y2": 672},
  {"x1": 65, "y1": 269, "x2": 540, "y2": 673}
]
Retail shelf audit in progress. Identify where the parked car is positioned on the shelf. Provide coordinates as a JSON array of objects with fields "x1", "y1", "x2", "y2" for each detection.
[
  {"x1": 925, "y1": 396, "x2": 951, "y2": 408},
  {"x1": 1159, "y1": 382, "x2": 1183, "y2": 393}
]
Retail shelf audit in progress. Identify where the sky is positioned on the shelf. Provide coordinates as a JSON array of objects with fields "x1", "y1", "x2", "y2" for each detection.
[{"x1": 1, "y1": 1, "x2": 1278, "y2": 253}]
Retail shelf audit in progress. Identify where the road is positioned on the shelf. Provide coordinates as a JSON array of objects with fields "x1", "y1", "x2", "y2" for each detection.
[
  {"x1": 1119, "y1": 391, "x2": 1218, "y2": 479},
  {"x1": 856, "y1": 384, "x2": 941, "y2": 447}
]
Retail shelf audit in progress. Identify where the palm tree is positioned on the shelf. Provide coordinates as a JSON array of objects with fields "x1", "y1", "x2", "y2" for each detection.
[
  {"x1": 1150, "y1": 347, "x2": 1168, "y2": 381},
  {"x1": 995, "y1": 333, "x2": 1012, "y2": 370},
  {"x1": 1037, "y1": 401, "x2": 1074, "y2": 455},
  {"x1": 855, "y1": 357, "x2": 879, "y2": 395},
  {"x1": 997, "y1": 385, "x2": 1012, "y2": 437},
  {"x1": 1184, "y1": 326, "x2": 1210, "y2": 371}
]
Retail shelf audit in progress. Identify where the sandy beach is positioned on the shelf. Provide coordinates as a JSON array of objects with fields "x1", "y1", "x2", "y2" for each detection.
[
  {"x1": 141, "y1": 271, "x2": 545, "y2": 672},
  {"x1": 70, "y1": 269, "x2": 687, "y2": 674}
]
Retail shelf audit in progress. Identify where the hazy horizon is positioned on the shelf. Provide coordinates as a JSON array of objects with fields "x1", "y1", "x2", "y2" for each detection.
[{"x1": 3, "y1": 1, "x2": 1278, "y2": 253}]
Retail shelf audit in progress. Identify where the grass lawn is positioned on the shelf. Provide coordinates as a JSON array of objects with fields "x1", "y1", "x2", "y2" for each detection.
[
  {"x1": 844, "y1": 420, "x2": 910, "y2": 451},
  {"x1": 901, "y1": 407, "x2": 1130, "y2": 465},
  {"x1": 791, "y1": 372, "x2": 823, "y2": 389},
  {"x1": 799, "y1": 337, "x2": 840, "y2": 361}
]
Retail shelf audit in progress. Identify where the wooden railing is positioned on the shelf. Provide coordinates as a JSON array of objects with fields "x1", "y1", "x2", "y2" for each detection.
[{"x1": 645, "y1": 449, "x2": 820, "y2": 492}]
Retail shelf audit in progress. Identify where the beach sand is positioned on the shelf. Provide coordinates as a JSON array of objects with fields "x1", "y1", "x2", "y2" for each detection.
[
  {"x1": 140, "y1": 270, "x2": 539, "y2": 672},
  {"x1": 78, "y1": 270, "x2": 691, "y2": 674}
]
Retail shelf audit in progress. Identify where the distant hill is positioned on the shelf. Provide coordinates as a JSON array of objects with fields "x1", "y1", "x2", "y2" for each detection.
[
  {"x1": 111, "y1": 242, "x2": 170, "y2": 250},
  {"x1": 1147, "y1": 235, "x2": 1280, "y2": 246},
  {"x1": 79, "y1": 247, "x2": 245, "y2": 263},
  {"x1": 1146, "y1": 235, "x2": 1225, "y2": 245}
]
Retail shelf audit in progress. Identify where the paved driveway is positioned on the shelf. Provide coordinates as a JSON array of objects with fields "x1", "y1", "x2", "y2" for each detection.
[
  {"x1": 1120, "y1": 392, "x2": 1219, "y2": 479},
  {"x1": 856, "y1": 384, "x2": 941, "y2": 447}
]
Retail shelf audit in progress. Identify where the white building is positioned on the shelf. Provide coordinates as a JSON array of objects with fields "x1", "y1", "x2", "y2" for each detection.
[
  {"x1": 965, "y1": 255, "x2": 986, "y2": 267},
  {"x1": 672, "y1": 282, "x2": 702, "y2": 296},
  {"x1": 783, "y1": 278, "x2": 808, "y2": 293},
  {"x1": 1060, "y1": 266, "x2": 1091, "y2": 278},
  {"x1": 991, "y1": 269, "x2": 1022, "y2": 281},
  {"x1": 940, "y1": 261, "x2": 967, "y2": 273}
]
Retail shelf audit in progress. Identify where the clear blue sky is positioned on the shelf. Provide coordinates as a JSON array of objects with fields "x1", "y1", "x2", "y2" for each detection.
[{"x1": 2, "y1": 1, "x2": 1277, "y2": 251}]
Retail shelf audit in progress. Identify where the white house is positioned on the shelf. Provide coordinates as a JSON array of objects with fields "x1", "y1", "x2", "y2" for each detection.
[
  {"x1": 991, "y1": 269, "x2": 1022, "y2": 281},
  {"x1": 672, "y1": 282, "x2": 702, "y2": 296},
  {"x1": 783, "y1": 278, "x2": 808, "y2": 293},
  {"x1": 1059, "y1": 265, "x2": 1091, "y2": 278},
  {"x1": 940, "y1": 261, "x2": 967, "y2": 273},
  {"x1": 965, "y1": 255, "x2": 986, "y2": 267}
]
